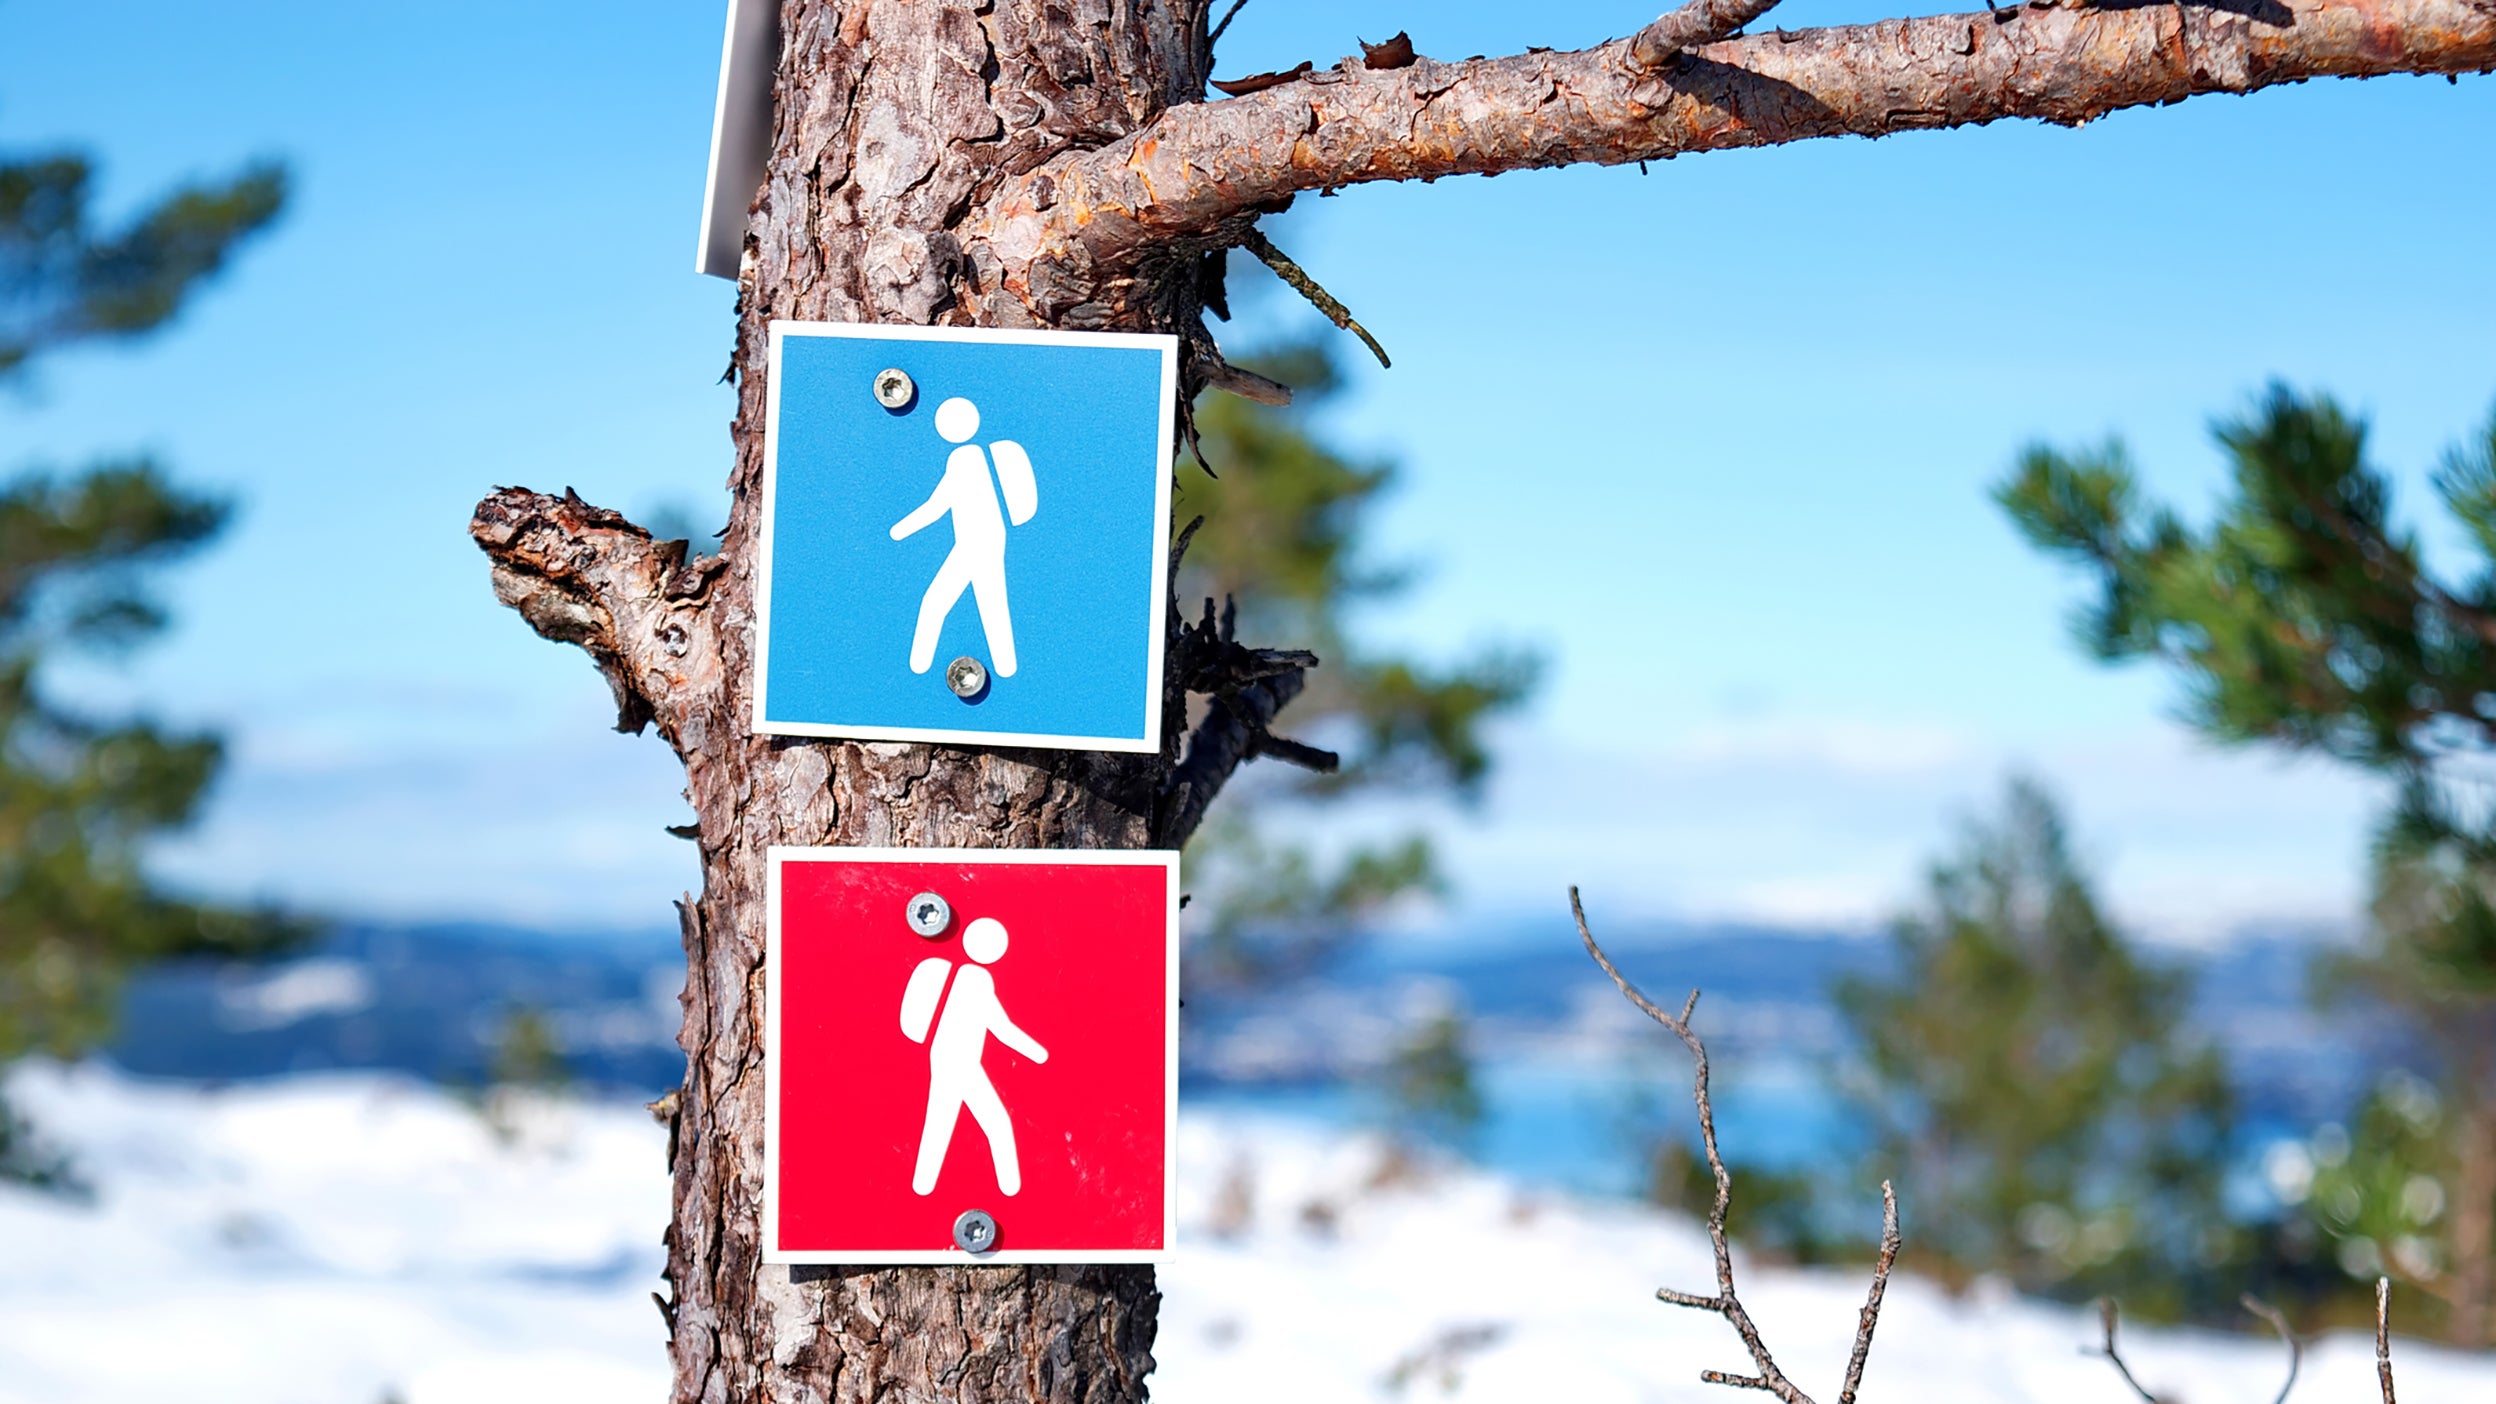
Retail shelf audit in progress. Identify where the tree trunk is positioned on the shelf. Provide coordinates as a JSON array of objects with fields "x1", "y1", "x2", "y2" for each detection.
[{"x1": 524, "y1": 4, "x2": 1223, "y2": 1400}]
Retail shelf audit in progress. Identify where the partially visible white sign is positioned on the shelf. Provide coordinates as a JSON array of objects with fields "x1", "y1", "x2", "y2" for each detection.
[{"x1": 697, "y1": 0, "x2": 778, "y2": 279}]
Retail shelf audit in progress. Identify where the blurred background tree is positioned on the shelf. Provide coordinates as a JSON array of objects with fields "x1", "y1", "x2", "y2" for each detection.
[
  {"x1": 1834, "y1": 779, "x2": 2236, "y2": 1315},
  {"x1": 2002, "y1": 383, "x2": 2496, "y2": 1342},
  {"x1": 1174, "y1": 326, "x2": 1538, "y2": 988},
  {"x1": 2, "y1": 134, "x2": 299, "y2": 1181},
  {"x1": 1382, "y1": 1002, "x2": 1484, "y2": 1150}
]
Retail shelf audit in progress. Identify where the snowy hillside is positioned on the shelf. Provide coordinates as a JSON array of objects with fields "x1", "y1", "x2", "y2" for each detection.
[{"x1": 2, "y1": 1064, "x2": 2486, "y2": 1404}]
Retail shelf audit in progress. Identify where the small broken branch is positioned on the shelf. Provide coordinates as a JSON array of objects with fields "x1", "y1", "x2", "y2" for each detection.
[
  {"x1": 1195, "y1": 348, "x2": 1294, "y2": 406},
  {"x1": 469, "y1": 487, "x2": 726, "y2": 740},
  {"x1": 2241, "y1": 1294, "x2": 2301, "y2": 1404},
  {"x1": 1572, "y1": 886, "x2": 1899, "y2": 1404},
  {"x1": 1631, "y1": 0, "x2": 1786, "y2": 68},
  {"x1": 1157, "y1": 593, "x2": 1334, "y2": 846},
  {"x1": 1207, "y1": 0, "x2": 1250, "y2": 49},
  {"x1": 2090, "y1": 1292, "x2": 2304, "y2": 1404},
  {"x1": 2377, "y1": 1278, "x2": 2398, "y2": 1404},
  {"x1": 1837, "y1": 1183, "x2": 1900, "y2": 1404},
  {"x1": 2085, "y1": 1300, "x2": 2170, "y2": 1404},
  {"x1": 1248, "y1": 732, "x2": 1337, "y2": 772},
  {"x1": 1239, "y1": 229, "x2": 1391, "y2": 370}
]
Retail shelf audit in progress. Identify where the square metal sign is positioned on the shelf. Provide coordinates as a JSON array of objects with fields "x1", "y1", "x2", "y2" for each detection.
[
  {"x1": 754, "y1": 321, "x2": 1179, "y2": 752},
  {"x1": 765, "y1": 847, "x2": 1179, "y2": 1264}
]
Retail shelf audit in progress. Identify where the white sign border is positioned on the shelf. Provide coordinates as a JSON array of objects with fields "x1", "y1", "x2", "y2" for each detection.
[
  {"x1": 762, "y1": 844, "x2": 1183, "y2": 1266},
  {"x1": 752, "y1": 320, "x2": 1180, "y2": 754},
  {"x1": 696, "y1": 0, "x2": 776, "y2": 279}
]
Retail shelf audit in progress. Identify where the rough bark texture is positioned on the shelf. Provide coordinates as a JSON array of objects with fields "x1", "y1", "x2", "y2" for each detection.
[
  {"x1": 484, "y1": 6, "x2": 1217, "y2": 1402},
  {"x1": 469, "y1": 1, "x2": 2496, "y2": 1398},
  {"x1": 983, "y1": 0, "x2": 2496, "y2": 257}
]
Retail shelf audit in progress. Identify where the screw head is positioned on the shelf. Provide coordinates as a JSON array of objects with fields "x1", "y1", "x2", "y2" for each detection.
[
  {"x1": 953, "y1": 1208, "x2": 998, "y2": 1254},
  {"x1": 946, "y1": 656, "x2": 989, "y2": 698},
  {"x1": 905, "y1": 892, "x2": 952, "y2": 938},
  {"x1": 873, "y1": 367, "x2": 916, "y2": 410}
]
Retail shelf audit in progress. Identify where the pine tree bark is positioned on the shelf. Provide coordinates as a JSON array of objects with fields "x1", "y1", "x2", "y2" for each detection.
[
  {"x1": 469, "y1": 0, "x2": 2496, "y2": 1397},
  {"x1": 480, "y1": 4, "x2": 1227, "y2": 1400},
  {"x1": 661, "y1": 6, "x2": 1220, "y2": 1400}
]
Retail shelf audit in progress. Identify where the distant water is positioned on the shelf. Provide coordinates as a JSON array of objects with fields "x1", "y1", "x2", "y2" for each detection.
[
  {"x1": 1192, "y1": 1048, "x2": 2322, "y2": 1216},
  {"x1": 1191, "y1": 1051, "x2": 1857, "y2": 1201}
]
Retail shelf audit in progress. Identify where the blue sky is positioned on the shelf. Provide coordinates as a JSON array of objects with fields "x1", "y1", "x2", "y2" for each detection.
[{"x1": 3, "y1": 3, "x2": 2490, "y2": 940}]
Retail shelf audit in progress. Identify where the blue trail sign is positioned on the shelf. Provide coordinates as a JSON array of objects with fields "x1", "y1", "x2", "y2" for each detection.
[{"x1": 754, "y1": 321, "x2": 1179, "y2": 752}]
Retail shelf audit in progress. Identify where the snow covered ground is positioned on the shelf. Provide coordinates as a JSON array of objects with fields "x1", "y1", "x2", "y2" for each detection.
[{"x1": 3, "y1": 1064, "x2": 2489, "y2": 1404}]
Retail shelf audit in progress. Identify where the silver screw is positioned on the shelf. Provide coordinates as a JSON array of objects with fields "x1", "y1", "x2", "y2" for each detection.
[
  {"x1": 953, "y1": 1208, "x2": 998, "y2": 1254},
  {"x1": 905, "y1": 892, "x2": 952, "y2": 938},
  {"x1": 873, "y1": 368, "x2": 916, "y2": 410},
  {"x1": 946, "y1": 656, "x2": 988, "y2": 698}
]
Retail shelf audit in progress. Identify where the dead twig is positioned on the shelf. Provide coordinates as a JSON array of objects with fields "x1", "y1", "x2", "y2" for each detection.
[
  {"x1": 1156, "y1": 593, "x2": 1332, "y2": 846},
  {"x1": 1572, "y1": 886, "x2": 1899, "y2": 1404},
  {"x1": 2085, "y1": 1299, "x2": 2170, "y2": 1404},
  {"x1": 1838, "y1": 1181, "x2": 1900, "y2": 1404},
  {"x1": 1238, "y1": 229, "x2": 1390, "y2": 370},
  {"x1": 1380, "y1": 1322, "x2": 1508, "y2": 1396},
  {"x1": 2240, "y1": 1294, "x2": 2300, "y2": 1404},
  {"x1": 2377, "y1": 1278, "x2": 2398, "y2": 1404},
  {"x1": 2090, "y1": 1294, "x2": 2305, "y2": 1404},
  {"x1": 1629, "y1": 0, "x2": 1785, "y2": 69},
  {"x1": 1207, "y1": 0, "x2": 1250, "y2": 49}
]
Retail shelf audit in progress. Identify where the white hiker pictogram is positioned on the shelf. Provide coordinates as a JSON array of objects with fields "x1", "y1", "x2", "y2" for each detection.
[
  {"x1": 889, "y1": 396, "x2": 1038, "y2": 680},
  {"x1": 900, "y1": 915, "x2": 1049, "y2": 1196}
]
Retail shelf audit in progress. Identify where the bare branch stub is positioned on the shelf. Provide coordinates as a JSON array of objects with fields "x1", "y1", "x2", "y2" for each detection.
[
  {"x1": 2085, "y1": 1299, "x2": 2170, "y2": 1404},
  {"x1": 2377, "y1": 1278, "x2": 2399, "y2": 1404},
  {"x1": 1571, "y1": 886, "x2": 1900, "y2": 1404},
  {"x1": 2240, "y1": 1294, "x2": 2301, "y2": 1404},
  {"x1": 1207, "y1": 0, "x2": 1251, "y2": 50},
  {"x1": 1631, "y1": 0, "x2": 1787, "y2": 68},
  {"x1": 1156, "y1": 593, "x2": 1334, "y2": 847},
  {"x1": 468, "y1": 487, "x2": 726, "y2": 741},
  {"x1": 1837, "y1": 1181, "x2": 1900, "y2": 1404},
  {"x1": 1238, "y1": 229, "x2": 1390, "y2": 370}
]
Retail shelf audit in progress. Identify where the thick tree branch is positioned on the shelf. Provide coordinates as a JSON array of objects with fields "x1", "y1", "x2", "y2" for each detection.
[
  {"x1": 979, "y1": 0, "x2": 2496, "y2": 259},
  {"x1": 469, "y1": 487, "x2": 726, "y2": 739},
  {"x1": 1573, "y1": 887, "x2": 1900, "y2": 1404}
]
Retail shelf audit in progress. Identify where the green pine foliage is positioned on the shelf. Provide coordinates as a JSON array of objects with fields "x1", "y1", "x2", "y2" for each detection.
[
  {"x1": 1998, "y1": 384, "x2": 2496, "y2": 767},
  {"x1": 1, "y1": 135, "x2": 299, "y2": 1184},
  {"x1": 0, "y1": 462, "x2": 304, "y2": 1062},
  {"x1": 2275, "y1": 1071, "x2": 2459, "y2": 1290},
  {"x1": 1385, "y1": 1006, "x2": 1484, "y2": 1147},
  {"x1": 2000, "y1": 384, "x2": 2496, "y2": 1341},
  {"x1": 1834, "y1": 779, "x2": 2238, "y2": 1316},
  {"x1": 1177, "y1": 339, "x2": 1538, "y2": 984},
  {"x1": 3, "y1": 152, "x2": 286, "y2": 375}
]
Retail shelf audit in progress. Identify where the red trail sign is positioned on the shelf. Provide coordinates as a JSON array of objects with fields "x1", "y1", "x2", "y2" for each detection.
[{"x1": 766, "y1": 847, "x2": 1178, "y2": 1263}]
